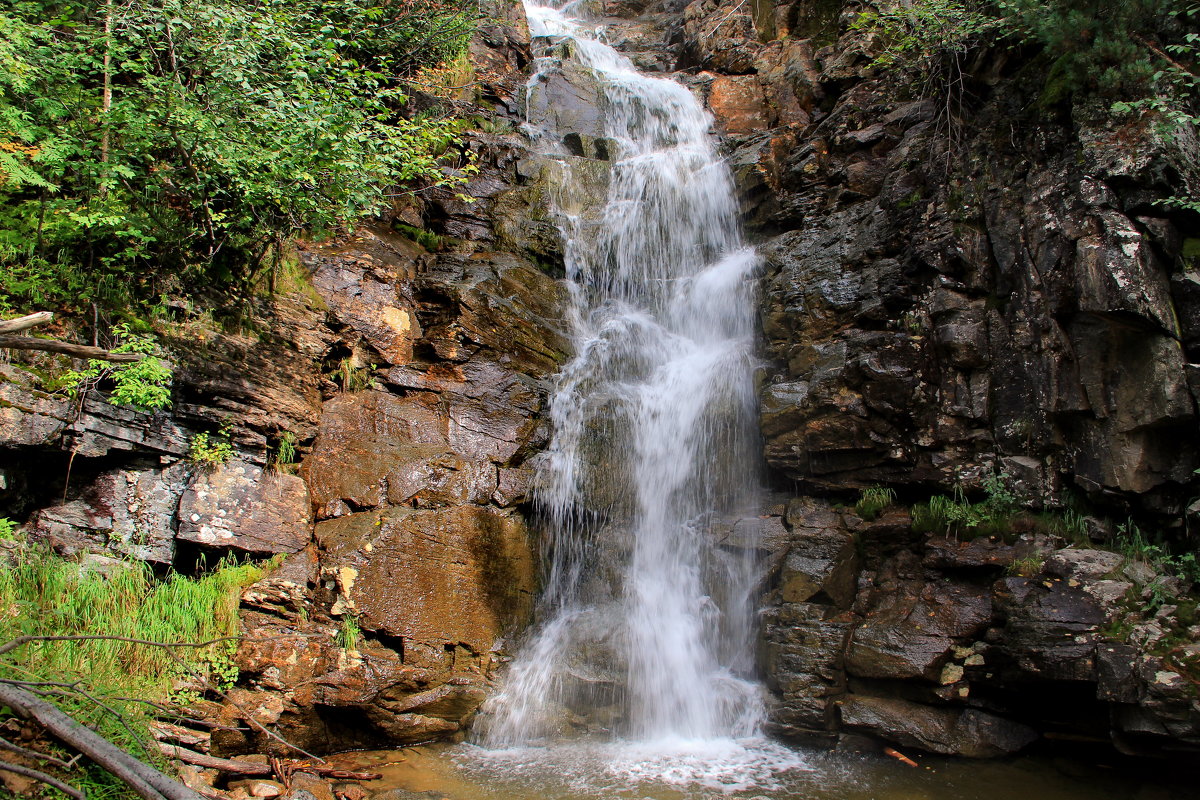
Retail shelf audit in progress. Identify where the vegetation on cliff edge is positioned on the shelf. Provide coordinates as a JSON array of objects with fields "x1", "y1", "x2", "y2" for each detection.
[
  {"x1": 0, "y1": 0, "x2": 480, "y2": 318},
  {"x1": 854, "y1": 1, "x2": 1199, "y2": 206}
]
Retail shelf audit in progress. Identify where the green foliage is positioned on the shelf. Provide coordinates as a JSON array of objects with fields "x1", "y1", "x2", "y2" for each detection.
[
  {"x1": 1000, "y1": 1, "x2": 1200, "y2": 209},
  {"x1": 1004, "y1": 1, "x2": 1200, "y2": 209},
  {"x1": 913, "y1": 472, "x2": 1018, "y2": 537},
  {"x1": 853, "y1": 1, "x2": 1199, "y2": 206},
  {"x1": 1171, "y1": 551, "x2": 1200, "y2": 582},
  {"x1": 61, "y1": 322, "x2": 173, "y2": 411},
  {"x1": 328, "y1": 357, "x2": 376, "y2": 392},
  {"x1": 0, "y1": 517, "x2": 18, "y2": 541},
  {"x1": 981, "y1": 470, "x2": 1018, "y2": 514},
  {"x1": 188, "y1": 427, "x2": 234, "y2": 467},
  {"x1": 336, "y1": 614, "x2": 360, "y2": 651},
  {"x1": 271, "y1": 430, "x2": 298, "y2": 473},
  {"x1": 998, "y1": 0, "x2": 1196, "y2": 97},
  {"x1": 1061, "y1": 507, "x2": 1089, "y2": 542},
  {"x1": 1038, "y1": 505, "x2": 1091, "y2": 544},
  {"x1": 1007, "y1": 553, "x2": 1046, "y2": 577},
  {"x1": 1117, "y1": 518, "x2": 1157, "y2": 561},
  {"x1": 0, "y1": 0, "x2": 479, "y2": 314},
  {"x1": 393, "y1": 221, "x2": 447, "y2": 251},
  {"x1": 0, "y1": 548, "x2": 263, "y2": 792},
  {"x1": 852, "y1": 0, "x2": 997, "y2": 71},
  {"x1": 850, "y1": 0, "x2": 998, "y2": 158},
  {"x1": 855, "y1": 486, "x2": 897, "y2": 520},
  {"x1": 1116, "y1": 518, "x2": 1200, "y2": 583}
]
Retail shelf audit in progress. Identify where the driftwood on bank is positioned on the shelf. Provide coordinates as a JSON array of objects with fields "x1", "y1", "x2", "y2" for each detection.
[
  {"x1": 0, "y1": 311, "x2": 144, "y2": 363},
  {"x1": 157, "y1": 744, "x2": 382, "y2": 782},
  {"x1": 0, "y1": 681, "x2": 204, "y2": 800}
]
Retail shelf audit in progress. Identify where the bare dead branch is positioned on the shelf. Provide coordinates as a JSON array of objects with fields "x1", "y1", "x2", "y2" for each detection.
[
  {"x1": 111, "y1": 700, "x2": 249, "y2": 732},
  {"x1": 157, "y1": 744, "x2": 381, "y2": 781},
  {"x1": 0, "y1": 755, "x2": 86, "y2": 800},
  {"x1": 0, "y1": 682, "x2": 202, "y2": 800},
  {"x1": 0, "y1": 336, "x2": 144, "y2": 363},
  {"x1": 0, "y1": 634, "x2": 242, "y2": 658},
  {"x1": 1, "y1": 633, "x2": 324, "y2": 762},
  {"x1": 1135, "y1": 33, "x2": 1198, "y2": 77},
  {"x1": 0, "y1": 735, "x2": 76, "y2": 769}
]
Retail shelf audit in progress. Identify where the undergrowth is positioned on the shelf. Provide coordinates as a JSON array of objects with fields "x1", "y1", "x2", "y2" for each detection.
[
  {"x1": 855, "y1": 486, "x2": 897, "y2": 521},
  {"x1": 0, "y1": 547, "x2": 265, "y2": 796},
  {"x1": 1116, "y1": 518, "x2": 1200, "y2": 584},
  {"x1": 327, "y1": 358, "x2": 377, "y2": 393},
  {"x1": 188, "y1": 427, "x2": 235, "y2": 467},
  {"x1": 336, "y1": 614, "x2": 361, "y2": 652},
  {"x1": 912, "y1": 472, "x2": 1019, "y2": 538}
]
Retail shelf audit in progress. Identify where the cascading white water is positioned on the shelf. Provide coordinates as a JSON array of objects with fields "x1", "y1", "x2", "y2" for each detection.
[{"x1": 482, "y1": 0, "x2": 768, "y2": 748}]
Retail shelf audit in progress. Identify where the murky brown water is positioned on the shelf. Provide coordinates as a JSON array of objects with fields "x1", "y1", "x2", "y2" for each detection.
[{"x1": 327, "y1": 739, "x2": 1194, "y2": 800}]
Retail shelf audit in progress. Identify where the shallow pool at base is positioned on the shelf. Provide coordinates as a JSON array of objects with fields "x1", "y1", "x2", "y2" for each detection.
[{"x1": 327, "y1": 739, "x2": 1194, "y2": 800}]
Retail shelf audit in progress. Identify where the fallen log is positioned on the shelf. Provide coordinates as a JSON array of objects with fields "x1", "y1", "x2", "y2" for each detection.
[
  {"x1": 158, "y1": 744, "x2": 381, "y2": 782},
  {"x1": 0, "y1": 335, "x2": 144, "y2": 362},
  {"x1": 0, "y1": 311, "x2": 54, "y2": 334},
  {"x1": 0, "y1": 682, "x2": 203, "y2": 800}
]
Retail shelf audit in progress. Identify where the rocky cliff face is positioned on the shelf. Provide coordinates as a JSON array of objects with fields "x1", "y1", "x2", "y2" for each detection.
[
  {"x1": 751, "y1": 498, "x2": 1199, "y2": 758},
  {"x1": 670, "y1": 0, "x2": 1200, "y2": 759},
  {"x1": 0, "y1": 0, "x2": 570, "y2": 754},
  {"x1": 679, "y1": 2, "x2": 1200, "y2": 514},
  {"x1": 3, "y1": 0, "x2": 1198, "y2": 766}
]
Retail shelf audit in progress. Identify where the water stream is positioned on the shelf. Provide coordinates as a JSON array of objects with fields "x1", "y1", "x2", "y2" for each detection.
[{"x1": 478, "y1": 0, "x2": 775, "y2": 765}]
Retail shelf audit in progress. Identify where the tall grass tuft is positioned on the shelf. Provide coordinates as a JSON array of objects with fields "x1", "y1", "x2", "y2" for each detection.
[
  {"x1": 0, "y1": 547, "x2": 265, "y2": 790},
  {"x1": 854, "y1": 486, "x2": 897, "y2": 521}
]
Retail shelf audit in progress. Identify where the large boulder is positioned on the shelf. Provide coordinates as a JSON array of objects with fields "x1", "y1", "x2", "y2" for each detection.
[
  {"x1": 846, "y1": 557, "x2": 991, "y2": 681},
  {"x1": 838, "y1": 695, "x2": 1038, "y2": 758},
  {"x1": 761, "y1": 602, "x2": 853, "y2": 739},
  {"x1": 178, "y1": 461, "x2": 311, "y2": 555},
  {"x1": 28, "y1": 464, "x2": 190, "y2": 563}
]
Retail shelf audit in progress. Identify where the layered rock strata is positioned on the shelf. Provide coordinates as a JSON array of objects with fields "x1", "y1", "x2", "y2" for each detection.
[
  {"x1": 751, "y1": 498, "x2": 1199, "y2": 758},
  {"x1": 0, "y1": 0, "x2": 568, "y2": 753}
]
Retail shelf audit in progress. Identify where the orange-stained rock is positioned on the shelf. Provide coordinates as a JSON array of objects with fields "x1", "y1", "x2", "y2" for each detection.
[
  {"x1": 307, "y1": 232, "x2": 424, "y2": 367},
  {"x1": 302, "y1": 391, "x2": 448, "y2": 517},
  {"x1": 316, "y1": 506, "x2": 536, "y2": 655},
  {"x1": 178, "y1": 461, "x2": 311, "y2": 555},
  {"x1": 708, "y1": 75, "x2": 773, "y2": 135}
]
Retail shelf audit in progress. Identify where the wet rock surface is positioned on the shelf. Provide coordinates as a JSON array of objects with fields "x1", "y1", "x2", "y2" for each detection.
[
  {"x1": 0, "y1": 0, "x2": 561, "y2": 755},
  {"x1": 838, "y1": 695, "x2": 1038, "y2": 758},
  {"x1": 756, "y1": 496, "x2": 1200, "y2": 759},
  {"x1": 662, "y1": 1, "x2": 1200, "y2": 512}
]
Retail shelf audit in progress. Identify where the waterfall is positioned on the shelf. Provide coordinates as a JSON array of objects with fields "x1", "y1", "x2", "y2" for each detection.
[{"x1": 481, "y1": 0, "x2": 766, "y2": 746}]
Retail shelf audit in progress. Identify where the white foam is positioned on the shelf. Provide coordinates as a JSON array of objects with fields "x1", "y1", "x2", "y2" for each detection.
[{"x1": 458, "y1": 738, "x2": 811, "y2": 796}]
